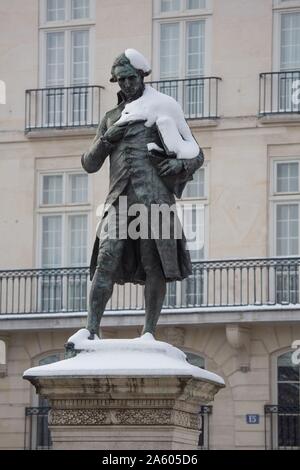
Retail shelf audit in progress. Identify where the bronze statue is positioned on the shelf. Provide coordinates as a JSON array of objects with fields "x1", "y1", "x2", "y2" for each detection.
[{"x1": 81, "y1": 49, "x2": 204, "y2": 339}]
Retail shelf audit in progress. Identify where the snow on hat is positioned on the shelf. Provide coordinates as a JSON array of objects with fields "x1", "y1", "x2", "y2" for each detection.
[{"x1": 124, "y1": 49, "x2": 151, "y2": 75}]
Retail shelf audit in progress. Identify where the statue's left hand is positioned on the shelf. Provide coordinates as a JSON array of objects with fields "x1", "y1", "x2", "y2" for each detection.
[{"x1": 157, "y1": 158, "x2": 184, "y2": 176}]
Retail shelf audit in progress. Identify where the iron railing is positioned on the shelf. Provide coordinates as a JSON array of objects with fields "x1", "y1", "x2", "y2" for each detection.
[
  {"x1": 1, "y1": 257, "x2": 300, "y2": 315},
  {"x1": 265, "y1": 405, "x2": 300, "y2": 450},
  {"x1": 259, "y1": 71, "x2": 300, "y2": 115},
  {"x1": 24, "y1": 407, "x2": 51, "y2": 450},
  {"x1": 148, "y1": 77, "x2": 221, "y2": 120},
  {"x1": 198, "y1": 405, "x2": 212, "y2": 450},
  {"x1": 25, "y1": 85, "x2": 103, "y2": 132}
]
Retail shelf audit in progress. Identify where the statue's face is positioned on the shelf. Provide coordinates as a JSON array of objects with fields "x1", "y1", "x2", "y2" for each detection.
[{"x1": 114, "y1": 65, "x2": 143, "y2": 101}]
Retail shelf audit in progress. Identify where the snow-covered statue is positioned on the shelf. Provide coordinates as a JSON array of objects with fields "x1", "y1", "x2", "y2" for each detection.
[{"x1": 81, "y1": 49, "x2": 204, "y2": 340}]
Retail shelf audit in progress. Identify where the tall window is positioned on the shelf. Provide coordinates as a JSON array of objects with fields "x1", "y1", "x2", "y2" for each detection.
[
  {"x1": 38, "y1": 171, "x2": 90, "y2": 312},
  {"x1": 164, "y1": 166, "x2": 207, "y2": 307},
  {"x1": 154, "y1": 0, "x2": 210, "y2": 117},
  {"x1": 40, "y1": 0, "x2": 94, "y2": 126},
  {"x1": 276, "y1": 351, "x2": 300, "y2": 448},
  {"x1": 271, "y1": 160, "x2": 300, "y2": 303},
  {"x1": 273, "y1": 1, "x2": 300, "y2": 111}
]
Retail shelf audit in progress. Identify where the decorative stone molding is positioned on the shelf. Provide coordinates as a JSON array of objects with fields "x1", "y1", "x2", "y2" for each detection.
[
  {"x1": 49, "y1": 407, "x2": 199, "y2": 430},
  {"x1": 226, "y1": 324, "x2": 251, "y2": 372},
  {"x1": 49, "y1": 409, "x2": 107, "y2": 426}
]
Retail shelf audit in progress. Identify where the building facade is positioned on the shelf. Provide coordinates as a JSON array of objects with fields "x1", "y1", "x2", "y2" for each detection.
[{"x1": 1, "y1": 0, "x2": 300, "y2": 450}]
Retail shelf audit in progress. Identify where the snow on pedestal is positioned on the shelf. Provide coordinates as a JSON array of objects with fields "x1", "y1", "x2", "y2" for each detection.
[{"x1": 23, "y1": 329, "x2": 225, "y2": 450}]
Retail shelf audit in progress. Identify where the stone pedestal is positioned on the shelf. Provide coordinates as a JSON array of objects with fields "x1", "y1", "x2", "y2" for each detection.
[{"x1": 23, "y1": 330, "x2": 224, "y2": 450}]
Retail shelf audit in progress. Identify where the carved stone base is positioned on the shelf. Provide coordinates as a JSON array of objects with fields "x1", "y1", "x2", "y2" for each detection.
[{"x1": 23, "y1": 333, "x2": 224, "y2": 450}]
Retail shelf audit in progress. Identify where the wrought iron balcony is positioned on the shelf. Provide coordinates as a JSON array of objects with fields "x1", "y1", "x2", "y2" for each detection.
[
  {"x1": 148, "y1": 77, "x2": 222, "y2": 120},
  {"x1": 0, "y1": 257, "x2": 299, "y2": 315},
  {"x1": 265, "y1": 405, "x2": 300, "y2": 450},
  {"x1": 25, "y1": 85, "x2": 104, "y2": 132},
  {"x1": 259, "y1": 71, "x2": 300, "y2": 115}
]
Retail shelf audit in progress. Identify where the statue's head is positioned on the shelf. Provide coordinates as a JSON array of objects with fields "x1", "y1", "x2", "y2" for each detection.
[{"x1": 110, "y1": 49, "x2": 151, "y2": 101}]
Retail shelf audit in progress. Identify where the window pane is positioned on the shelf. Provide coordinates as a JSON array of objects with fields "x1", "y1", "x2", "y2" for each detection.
[
  {"x1": 187, "y1": 21, "x2": 205, "y2": 77},
  {"x1": 69, "y1": 174, "x2": 88, "y2": 203},
  {"x1": 187, "y1": 0, "x2": 206, "y2": 9},
  {"x1": 186, "y1": 352, "x2": 205, "y2": 368},
  {"x1": 71, "y1": 30, "x2": 89, "y2": 85},
  {"x1": 71, "y1": 0, "x2": 90, "y2": 19},
  {"x1": 161, "y1": 0, "x2": 180, "y2": 12},
  {"x1": 42, "y1": 216, "x2": 62, "y2": 268},
  {"x1": 276, "y1": 204, "x2": 299, "y2": 256},
  {"x1": 42, "y1": 175, "x2": 63, "y2": 205},
  {"x1": 39, "y1": 354, "x2": 60, "y2": 366},
  {"x1": 47, "y1": 0, "x2": 65, "y2": 21},
  {"x1": 68, "y1": 214, "x2": 88, "y2": 266},
  {"x1": 278, "y1": 382, "x2": 300, "y2": 406},
  {"x1": 160, "y1": 23, "x2": 180, "y2": 79},
  {"x1": 281, "y1": 13, "x2": 300, "y2": 70},
  {"x1": 182, "y1": 168, "x2": 205, "y2": 198},
  {"x1": 278, "y1": 352, "x2": 300, "y2": 381},
  {"x1": 277, "y1": 162, "x2": 299, "y2": 193},
  {"x1": 46, "y1": 32, "x2": 65, "y2": 87}
]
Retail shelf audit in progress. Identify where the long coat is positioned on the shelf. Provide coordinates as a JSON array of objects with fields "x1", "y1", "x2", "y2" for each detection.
[{"x1": 81, "y1": 94, "x2": 204, "y2": 284}]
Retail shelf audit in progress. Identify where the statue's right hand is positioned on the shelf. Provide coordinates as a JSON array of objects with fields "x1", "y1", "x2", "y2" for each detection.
[{"x1": 104, "y1": 124, "x2": 127, "y2": 143}]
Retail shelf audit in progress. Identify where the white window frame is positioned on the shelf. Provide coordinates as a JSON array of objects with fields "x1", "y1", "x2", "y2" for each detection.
[
  {"x1": 273, "y1": 4, "x2": 300, "y2": 72},
  {"x1": 164, "y1": 162, "x2": 209, "y2": 307},
  {"x1": 179, "y1": 160, "x2": 209, "y2": 259},
  {"x1": 269, "y1": 158, "x2": 300, "y2": 304},
  {"x1": 37, "y1": 170, "x2": 92, "y2": 269},
  {"x1": 269, "y1": 158, "x2": 300, "y2": 256},
  {"x1": 39, "y1": 27, "x2": 94, "y2": 88},
  {"x1": 39, "y1": 0, "x2": 95, "y2": 88}
]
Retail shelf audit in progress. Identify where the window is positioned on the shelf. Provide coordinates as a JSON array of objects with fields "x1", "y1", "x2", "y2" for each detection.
[
  {"x1": 154, "y1": 0, "x2": 211, "y2": 118},
  {"x1": 280, "y1": 13, "x2": 300, "y2": 71},
  {"x1": 38, "y1": 172, "x2": 90, "y2": 312},
  {"x1": 273, "y1": 4, "x2": 300, "y2": 112},
  {"x1": 276, "y1": 351, "x2": 300, "y2": 448},
  {"x1": 271, "y1": 160, "x2": 300, "y2": 303},
  {"x1": 159, "y1": 20, "x2": 205, "y2": 80},
  {"x1": 164, "y1": 165, "x2": 208, "y2": 307},
  {"x1": 40, "y1": 1, "x2": 94, "y2": 126}
]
